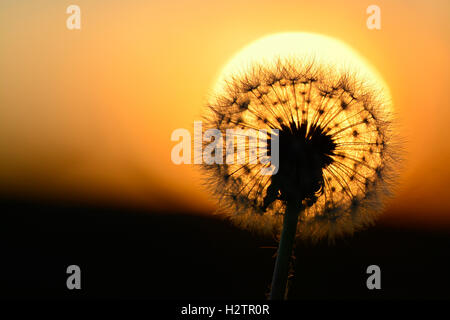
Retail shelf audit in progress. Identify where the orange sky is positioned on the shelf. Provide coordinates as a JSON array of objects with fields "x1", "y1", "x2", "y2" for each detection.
[{"x1": 0, "y1": 0, "x2": 449, "y2": 227}]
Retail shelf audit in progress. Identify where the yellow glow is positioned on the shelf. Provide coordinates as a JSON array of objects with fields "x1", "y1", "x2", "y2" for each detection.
[{"x1": 214, "y1": 32, "x2": 392, "y2": 113}]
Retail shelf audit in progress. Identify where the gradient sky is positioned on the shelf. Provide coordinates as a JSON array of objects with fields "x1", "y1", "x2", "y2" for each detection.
[{"x1": 0, "y1": 0, "x2": 449, "y2": 227}]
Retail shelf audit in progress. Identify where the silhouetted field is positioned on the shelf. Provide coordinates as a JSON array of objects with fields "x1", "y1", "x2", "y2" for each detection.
[{"x1": 0, "y1": 197, "x2": 449, "y2": 300}]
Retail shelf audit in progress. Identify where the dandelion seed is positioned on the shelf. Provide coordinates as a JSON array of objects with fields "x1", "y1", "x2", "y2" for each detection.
[{"x1": 201, "y1": 36, "x2": 399, "y2": 300}]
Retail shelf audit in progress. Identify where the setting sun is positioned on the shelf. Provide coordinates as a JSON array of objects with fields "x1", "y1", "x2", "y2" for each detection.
[{"x1": 214, "y1": 32, "x2": 392, "y2": 110}]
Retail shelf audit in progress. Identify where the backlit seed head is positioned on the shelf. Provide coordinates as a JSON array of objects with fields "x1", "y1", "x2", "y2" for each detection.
[{"x1": 201, "y1": 58, "x2": 400, "y2": 242}]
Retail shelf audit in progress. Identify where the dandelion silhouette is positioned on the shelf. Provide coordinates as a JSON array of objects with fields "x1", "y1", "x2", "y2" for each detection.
[{"x1": 201, "y1": 57, "x2": 396, "y2": 300}]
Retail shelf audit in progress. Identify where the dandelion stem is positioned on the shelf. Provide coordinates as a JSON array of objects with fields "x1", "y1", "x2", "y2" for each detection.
[{"x1": 269, "y1": 204, "x2": 301, "y2": 300}]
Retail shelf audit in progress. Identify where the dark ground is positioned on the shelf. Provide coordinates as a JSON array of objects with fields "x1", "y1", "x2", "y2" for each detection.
[{"x1": 0, "y1": 197, "x2": 449, "y2": 300}]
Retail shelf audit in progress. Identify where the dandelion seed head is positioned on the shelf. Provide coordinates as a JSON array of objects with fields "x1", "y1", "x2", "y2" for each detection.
[{"x1": 201, "y1": 34, "x2": 399, "y2": 242}]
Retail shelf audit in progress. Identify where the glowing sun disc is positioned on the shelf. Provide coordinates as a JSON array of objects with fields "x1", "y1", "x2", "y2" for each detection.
[{"x1": 213, "y1": 32, "x2": 392, "y2": 111}]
